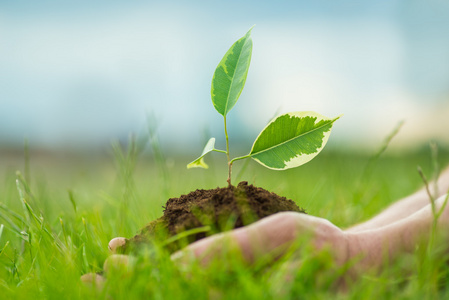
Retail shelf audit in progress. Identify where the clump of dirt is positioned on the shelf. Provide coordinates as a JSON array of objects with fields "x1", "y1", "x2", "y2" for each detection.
[{"x1": 120, "y1": 181, "x2": 305, "y2": 253}]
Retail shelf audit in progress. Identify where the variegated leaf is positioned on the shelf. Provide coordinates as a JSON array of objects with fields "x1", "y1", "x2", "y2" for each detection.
[{"x1": 249, "y1": 112, "x2": 339, "y2": 170}]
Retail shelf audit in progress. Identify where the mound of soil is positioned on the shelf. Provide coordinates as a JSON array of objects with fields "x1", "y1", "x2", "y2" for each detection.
[{"x1": 120, "y1": 181, "x2": 305, "y2": 253}]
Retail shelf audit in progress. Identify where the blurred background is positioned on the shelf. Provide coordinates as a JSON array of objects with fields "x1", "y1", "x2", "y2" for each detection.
[{"x1": 1, "y1": 0, "x2": 449, "y2": 157}]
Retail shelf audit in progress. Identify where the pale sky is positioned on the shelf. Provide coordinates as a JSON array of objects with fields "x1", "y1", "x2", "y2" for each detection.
[{"x1": 1, "y1": 1, "x2": 448, "y2": 151}]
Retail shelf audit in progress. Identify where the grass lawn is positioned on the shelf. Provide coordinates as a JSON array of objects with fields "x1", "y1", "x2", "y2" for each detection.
[{"x1": 0, "y1": 145, "x2": 448, "y2": 299}]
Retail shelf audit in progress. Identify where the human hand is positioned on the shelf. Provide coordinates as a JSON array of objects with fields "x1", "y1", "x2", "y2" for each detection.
[{"x1": 81, "y1": 212, "x2": 351, "y2": 287}]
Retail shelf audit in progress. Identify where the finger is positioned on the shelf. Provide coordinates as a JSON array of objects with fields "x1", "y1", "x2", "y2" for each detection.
[
  {"x1": 80, "y1": 273, "x2": 105, "y2": 289},
  {"x1": 108, "y1": 237, "x2": 126, "y2": 253},
  {"x1": 103, "y1": 254, "x2": 131, "y2": 275},
  {"x1": 169, "y1": 223, "x2": 258, "y2": 266},
  {"x1": 171, "y1": 212, "x2": 302, "y2": 266}
]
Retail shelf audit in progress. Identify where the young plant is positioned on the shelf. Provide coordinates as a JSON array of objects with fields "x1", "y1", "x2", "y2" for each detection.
[{"x1": 188, "y1": 27, "x2": 340, "y2": 186}]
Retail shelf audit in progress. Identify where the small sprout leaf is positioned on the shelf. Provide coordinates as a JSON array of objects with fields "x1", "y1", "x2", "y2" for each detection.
[
  {"x1": 187, "y1": 157, "x2": 209, "y2": 169},
  {"x1": 249, "y1": 112, "x2": 340, "y2": 170},
  {"x1": 187, "y1": 138, "x2": 216, "y2": 169},
  {"x1": 211, "y1": 26, "x2": 253, "y2": 116}
]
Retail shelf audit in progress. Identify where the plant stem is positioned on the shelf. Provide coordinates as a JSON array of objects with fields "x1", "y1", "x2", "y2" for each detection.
[
  {"x1": 224, "y1": 116, "x2": 232, "y2": 186},
  {"x1": 213, "y1": 149, "x2": 227, "y2": 154},
  {"x1": 230, "y1": 155, "x2": 251, "y2": 164}
]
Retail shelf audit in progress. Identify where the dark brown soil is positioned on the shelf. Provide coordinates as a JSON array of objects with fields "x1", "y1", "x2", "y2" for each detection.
[{"x1": 120, "y1": 181, "x2": 305, "y2": 253}]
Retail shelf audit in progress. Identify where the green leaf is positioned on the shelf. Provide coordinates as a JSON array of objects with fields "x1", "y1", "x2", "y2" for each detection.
[
  {"x1": 249, "y1": 112, "x2": 340, "y2": 170},
  {"x1": 211, "y1": 26, "x2": 254, "y2": 116},
  {"x1": 187, "y1": 138, "x2": 216, "y2": 169}
]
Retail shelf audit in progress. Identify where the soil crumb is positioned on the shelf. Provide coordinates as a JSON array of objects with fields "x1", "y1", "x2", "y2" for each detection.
[{"x1": 121, "y1": 181, "x2": 305, "y2": 253}]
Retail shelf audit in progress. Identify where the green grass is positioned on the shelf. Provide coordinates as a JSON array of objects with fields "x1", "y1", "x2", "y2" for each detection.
[{"x1": 0, "y1": 145, "x2": 448, "y2": 299}]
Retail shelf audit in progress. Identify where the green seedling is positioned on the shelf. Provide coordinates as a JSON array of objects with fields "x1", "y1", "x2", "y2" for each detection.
[{"x1": 188, "y1": 27, "x2": 340, "y2": 186}]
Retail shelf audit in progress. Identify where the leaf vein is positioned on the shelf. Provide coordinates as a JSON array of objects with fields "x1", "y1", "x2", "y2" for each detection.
[{"x1": 250, "y1": 119, "x2": 335, "y2": 157}]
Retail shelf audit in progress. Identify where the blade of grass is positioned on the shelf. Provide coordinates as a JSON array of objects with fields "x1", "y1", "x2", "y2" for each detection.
[
  {"x1": 355, "y1": 120, "x2": 404, "y2": 203},
  {"x1": 0, "y1": 202, "x2": 26, "y2": 225},
  {"x1": 18, "y1": 194, "x2": 64, "y2": 251},
  {"x1": 67, "y1": 189, "x2": 77, "y2": 214},
  {"x1": 15, "y1": 179, "x2": 31, "y2": 228},
  {"x1": 24, "y1": 138, "x2": 30, "y2": 185},
  {"x1": 16, "y1": 172, "x2": 36, "y2": 204},
  {"x1": 365, "y1": 120, "x2": 404, "y2": 177},
  {"x1": 430, "y1": 142, "x2": 440, "y2": 200},
  {"x1": 60, "y1": 218, "x2": 68, "y2": 247},
  {"x1": 417, "y1": 163, "x2": 449, "y2": 257},
  {"x1": 111, "y1": 135, "x2": 144, "y2": 233},
  {"x1": 0, "y1": 241, "x2": 9, "y2": 258},
  {"x1": 147, "y1": 113, "x2": 170, "y2": 199},
  {"x1": 162, "y1": 226, "x2": 211, "y2": 247},
  {"x1": 435, "y1": 193, "x2": 449, "y2": 221},
  {"x1": 82, "y1": 244, "x2": 89, "y2": 272},
  {"x1": 82, "y1": 217, "x2": 91, "y2": 243},
  {"x1": 417, "y1": 166, "x2": 436, "y2": 217},
  {"x1": 415, "y1": 144, "x2": 449, "y2": 295},
  {"x1": 0, "y1": 211, "x2": 23, "y2": 236}
]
